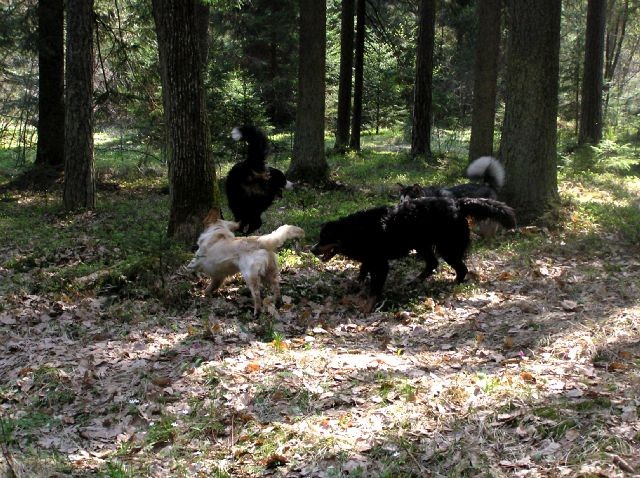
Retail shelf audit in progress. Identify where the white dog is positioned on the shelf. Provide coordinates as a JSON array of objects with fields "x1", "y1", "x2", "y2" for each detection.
[{"x1": 187, "y1": 208, "x2": 304, "y2": 316}]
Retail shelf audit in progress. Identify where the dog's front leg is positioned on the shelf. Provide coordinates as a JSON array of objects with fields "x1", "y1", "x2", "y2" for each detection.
[
  {"x1": 417, "y1": 247, "x2": 439, "y2": 280},
  {"x1": 204, "y1": 277, "x2": 224, "y2": 294},
  {"x1": 362, "y1": 261, "x2": 389, "y2": 313}
]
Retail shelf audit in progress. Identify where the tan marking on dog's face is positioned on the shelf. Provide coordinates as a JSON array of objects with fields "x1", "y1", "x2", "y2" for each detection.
[{"x1": 312, "y1": 243, "x2": 339, "y2": 262}]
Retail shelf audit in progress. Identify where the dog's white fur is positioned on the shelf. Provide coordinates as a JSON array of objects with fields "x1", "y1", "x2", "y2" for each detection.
[{"x1": 187, "y1": 208, "x2": 304, "y2": 316}]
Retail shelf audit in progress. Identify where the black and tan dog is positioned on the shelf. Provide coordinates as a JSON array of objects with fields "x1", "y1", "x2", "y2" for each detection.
[
  {"x1": 226, "y1": 125, "x2": 293, "y2": 234},
  {"x1": 398, "y1": 156, "x2": 506, "y2": 237},
  {"x1": 312, "y1": 196, "x2": 516, "y2": 312}
]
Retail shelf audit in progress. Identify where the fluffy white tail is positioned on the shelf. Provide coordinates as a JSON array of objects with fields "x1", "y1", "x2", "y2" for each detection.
[
  {"x1": 257, "y1": 225, "x2": 305, "y2": 251},
  {"x1": 466, "y1": 156, "x2": 505, "y2": 189}
]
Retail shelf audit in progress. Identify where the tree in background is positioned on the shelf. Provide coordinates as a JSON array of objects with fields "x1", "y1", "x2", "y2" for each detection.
[
  {"x1": 411, "y1": 0, "x2": 436, "y2": 158},
  {"x1": 349, "y1": 0, "x2": 365, "y2": 151},
  {"x1": 468, "y1": 0, "x2": 501, "y2": 160},
  {"x1": 288, "y1": 0, "x2": 328, "y2": 183},
  {"x1": 579, "y1": 0, "x2": 607, "y2": 145},
  {"x1": 501, "y1": 0, "x2": 561, "y2": 224},
  {"x1": 35, "y1": 0, "x2": 64, "y2": 171},
  {"x1": 63, "y1": 0, "x2": 95, "y2": 210},
  {"x1": 334, "y1": 0, "x2": 355, "y2": 153},
  {"x1": 152, "y1": 0, "x2": 217, "y2": 243}
]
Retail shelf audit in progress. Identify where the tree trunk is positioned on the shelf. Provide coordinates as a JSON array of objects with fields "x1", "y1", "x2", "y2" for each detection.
[
  {"x1": 334, "y1": 0, "x2": 355, "y2": 153},
  {"x1": 501, "y1": 0, "x2": 561, "y2": 225},
  {"x1": 36, "y1": 0, "x2": 64, "y2": 170},
  {"x1": 63, "y1": 0, "x2": 95, "y2": 210},
  {"x1": 411, "y1": 0, "x2": 436, "y2": 158},
  {"x1": 349, "y1": 0, "x2": 365, "y2": 151},
  {"x1": 152, "y1": 0, "x2": 217, "y2": 244},
  {"x1": 579, "y1": 0, "x2": 607, "y2": 145},
  {"x1": 468, "y1": 0, "x2": 501, "y2": 160},
  {"x1": 288, "y1": 0, "x2": 328, "y2": 183},
  {"x1": 604, "y1": 0, "x2": 629, "y2": 116}
]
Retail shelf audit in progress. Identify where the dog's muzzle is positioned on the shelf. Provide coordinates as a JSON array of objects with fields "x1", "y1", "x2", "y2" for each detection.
[{"x1": 311, "y1": 243, "x2": 338, "y2": 262}]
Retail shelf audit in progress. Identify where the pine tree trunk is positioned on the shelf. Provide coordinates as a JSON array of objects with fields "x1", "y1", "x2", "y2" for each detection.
[
  {"x1": 411, "y1": 0, "x2": 436, "y2": 158},
  {"x1": 36, "y1": 0, "x2": 64, "y2": 170},
  {"x1": 469, "y1": 0, "x2": 501, "y2": 160},
  {"x1": 578, "y1": 0, "x2": 606, "y2": 145},
  {"x1": 63, "y1": 0, "x2": 95, "y2": 210},
  {"x1": 152, "y1": 0, "x2": 216, "y2": 244},
  {"x1": 501, "y1": 0, "x2": 561, "y2": 224},
  {"x1": 334, "y1": 0, "x2": 355, "y2": 153},
  {"x1": 349, "y1": 0, "x2": 365, "y2": 151},
  {"x1": 288, "y1": 0, "x2": 328, "y2": 183}
]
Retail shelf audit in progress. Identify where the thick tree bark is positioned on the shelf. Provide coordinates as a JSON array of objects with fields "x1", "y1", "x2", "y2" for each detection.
[
  {"x1": 411, "y1": 0, "x2": 436, "y2": 158},
  {"x1": 152, "y1": 0, "x2": 217, "y2": 244},
  {"x1": 579, "y1": 0, "x2": 607, "y2": 145},
  {"x1": 349, "y1": 0, "x2": 365, "y2": 151},
  {"x1": 36, "y1": 0, "x2": 64, "y2": 170},
  {"x1": 288, "y1": 0, "x2": 328, "y2": 183},
  {"x1": 469, "y1": 0, "x2": 501, "y2": 160},
  {"x1": 334, "y1": 0, "x2": 355, "y2": 153},
  {"x1": 501, "y1": 0, "x2": 561, "y2": 224},
  {"x1": 63, "y1": 0, "x2": 95, "y2": 210}
]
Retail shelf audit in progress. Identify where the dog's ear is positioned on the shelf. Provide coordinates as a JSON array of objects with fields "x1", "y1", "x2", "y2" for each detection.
[{"x1": 203, "y1": 207, "x2": 221, "y2": 225}]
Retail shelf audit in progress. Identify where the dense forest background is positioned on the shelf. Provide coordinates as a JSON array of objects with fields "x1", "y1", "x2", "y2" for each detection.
[{"x1": 1, "y1": 0, "x2": 638, "y2": 164}]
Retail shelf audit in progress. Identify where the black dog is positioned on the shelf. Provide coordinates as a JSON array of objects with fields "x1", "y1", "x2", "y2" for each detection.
[
  {"x1": 398, "y1": 156, "x2": 505, "y2": 202},
  {"x1": 226, "y1": 125, "x2": 292, "y2": 234},
  {"x1": 312, "y1": 196, "x2": 516, "y2": 311},
  {"x1": 398, "y1": 156, "x2": 506, "y2": 237}
]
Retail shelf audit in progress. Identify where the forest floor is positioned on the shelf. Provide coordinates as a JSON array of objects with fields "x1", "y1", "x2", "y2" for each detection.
[{"x1": 1, "y1": 138, "x2": 639, "y2": 477}]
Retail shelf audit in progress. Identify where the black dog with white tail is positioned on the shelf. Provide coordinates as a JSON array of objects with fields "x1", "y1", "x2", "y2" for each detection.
[{"x1": 226, "y1": 125, "x2": 293, "y2": 234}]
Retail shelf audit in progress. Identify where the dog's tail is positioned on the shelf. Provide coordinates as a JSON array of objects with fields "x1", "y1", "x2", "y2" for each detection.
[
  {"x1": 458, "y1": 198, "x2": 516, "y2": 229},
  {"x1": 257, "y1": 225, "x2": 305, "y2": 251},
  {"x1": 466, "y1": 156, "x2": 505, "y2": 190},
  {"x1": 231, "y1": 125, "x2": 269, "y2": 164}
]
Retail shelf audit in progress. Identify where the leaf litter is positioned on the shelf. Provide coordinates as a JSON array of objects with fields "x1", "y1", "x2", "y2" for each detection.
[{"x1": 1, "y1": 187, "x2": 640, "y2": 477}]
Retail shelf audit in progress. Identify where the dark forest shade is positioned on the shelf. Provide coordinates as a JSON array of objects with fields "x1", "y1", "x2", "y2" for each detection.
[
  {"x1": 411, "y1": 0, "x2": 436, "y2": 158},
  {"x1": 501, "y1": 0, "x2": 561, "y2": 224},
  {"x1": 469, "y1": 0, "x2": 501, "y2": 161},
  {"x1": 288, "y1": 0, "x2": 328, "y2": 183},
  {"x1": 579, "y1": 0, "x2": 607, "y2": 146},
  {"x1": 334, "y1": 0, "x2": 355, "y2": 153},
  {"x1": 35, "y1": 0, "x2": 64, "y2": 170},
  {"x1": 63, "y1": 0, "x2": 95, "y2": 210},
  {"x1": 152, "y1": 0, "x2": 217, "y2": 243},
  {"x1": 349, "y1": 0, "x2": 365, "y2": 151}
]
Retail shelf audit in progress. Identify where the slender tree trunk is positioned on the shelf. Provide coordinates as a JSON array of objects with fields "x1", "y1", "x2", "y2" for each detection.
[
  {"x1": 579, "y1": 0, "x2": 607, "y2": 145},
  {"x1": 349, "y1": 0, "x2": 365, "y2": 151},
  {"x1": 63, "y1": 0, "x2": 95, "y2": 210},
  {"x1": 604, "y1": 0, "x2": 629, "y2": 116},
  {"x1": 501, "y1": 0, "x2": 561, "y2": 224},
  {"x1": 152, "y1": 0, "x2": 217, "y2": 243},
  {"x1": 36, "y1": 0, "x2": 64, "y2": 170},
  {"x1": 411, "y1": 0, "x2": 436, "y2": 158},
  {"x1": 288, "y1": 0, "x2": 328, "y2": 183},
  {"x1": 469, "y1": 0, "x2": 501, "y2": 160},
  {"x1": 334, "y1": 0, "x2": 355, "y2": 153}
]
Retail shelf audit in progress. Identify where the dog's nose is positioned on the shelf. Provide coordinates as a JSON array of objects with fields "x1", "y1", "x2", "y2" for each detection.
[{"x1": 190, "y1": 244, "x2": 199, "y2": 252}]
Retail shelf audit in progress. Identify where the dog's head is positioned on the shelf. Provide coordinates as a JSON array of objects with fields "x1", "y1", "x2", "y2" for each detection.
[
  {"x1": 268, "y1": 167, "x2": 294, "y2": 198},
  {"x1": 187, "y1": 208, "x2": 240, "y2": 272},
  {"x1": 311, "y1": 221, "x2": 344, "y2": 262},
  {"x1": 398, "y1": 183, "x2": 425, "y2": 202}
]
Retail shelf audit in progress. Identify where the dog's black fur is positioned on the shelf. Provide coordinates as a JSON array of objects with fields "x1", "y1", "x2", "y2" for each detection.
[
  {"x1": 312, "y1": 196, "x2": 516, "y2": 310},
  {"x1": 226, "y1": 125, "x2": 291, "y2": 234},
  {"x1": 398, "y1": 156, "x2": 505, "y2": 202}
]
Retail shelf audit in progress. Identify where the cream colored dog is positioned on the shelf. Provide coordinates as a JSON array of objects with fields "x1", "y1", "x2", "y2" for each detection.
[{"x1": 187, "y1": 208, "x2": 304, "y2": 316}]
